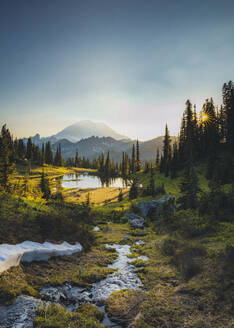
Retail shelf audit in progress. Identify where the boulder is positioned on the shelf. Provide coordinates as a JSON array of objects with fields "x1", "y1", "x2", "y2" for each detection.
[
  {"x1": 121, "y1": 237, "x2": 132, "y2": 243},
  {"x1": 125, "y1": 214, "x2": 145, "y2": 229},
  {"x1": 137, "y1": 194, "x2": 175, "y2": 218}
]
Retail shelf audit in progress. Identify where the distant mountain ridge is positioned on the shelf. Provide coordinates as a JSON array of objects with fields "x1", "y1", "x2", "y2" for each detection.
[
  {"x1": 51, "y1": 136, "x2": 167, "y2": 162},
  {"x1": 24, "y1": 120, "x2": 176, "y2": 161}
]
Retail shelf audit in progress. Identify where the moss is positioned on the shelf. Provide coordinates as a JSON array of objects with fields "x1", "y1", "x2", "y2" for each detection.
[
  {"x1": 0, "y1": 266, "x2": 38, "y2": 305},
  {"x1": 76, "y1": 304, "x2": 104, "y2": 322},
  {"x1": 105, "y1": 289, "x2": 144, "y2": 326},
  {"x1": 0, "y1": 246, "x2": 117, "y2": 305},
  {"x1": 34, "y1": 304, "x2": 105, "y2": 328}
]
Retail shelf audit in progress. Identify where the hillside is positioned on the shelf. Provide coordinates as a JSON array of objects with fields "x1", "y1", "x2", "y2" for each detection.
[{"x1": 51, "y1": 135, "x2": 177, "y2": 161}]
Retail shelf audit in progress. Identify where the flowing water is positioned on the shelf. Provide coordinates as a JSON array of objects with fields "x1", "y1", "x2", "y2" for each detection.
[{"x1": 0, "y1": 242, "x2": 146, "y2": 328}]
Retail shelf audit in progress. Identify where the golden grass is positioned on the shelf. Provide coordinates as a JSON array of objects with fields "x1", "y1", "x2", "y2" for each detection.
[{"x1": 65, "y1": 187, "x2": 129, "y2": 205}]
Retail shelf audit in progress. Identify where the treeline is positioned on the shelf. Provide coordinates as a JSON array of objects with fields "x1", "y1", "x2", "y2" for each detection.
[
  {"x1": 0, "y1": 131, "x2": 64, "y2": 168},
  {"x1": 66, "y1": 140, "x2": 142, "y2": 179},
  {"x1": 159, "y1": 81, "x2": 234, "y2": 180},
  {"x1": 97, "y1": 140, "x2": 141, "y2": 178},
  {"x1": 158, "y1": 81, "x2": 234, "y2": 210}
]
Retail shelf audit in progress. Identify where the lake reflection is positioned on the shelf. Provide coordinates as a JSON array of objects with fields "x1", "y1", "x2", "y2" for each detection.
[{"x1": 61, "y1": 173, "x2": 129, "y2": 189}]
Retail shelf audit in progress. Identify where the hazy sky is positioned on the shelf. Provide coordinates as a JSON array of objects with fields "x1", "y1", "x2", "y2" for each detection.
[{"x1": 0, "y1": 0, "x2": 234, "y2": 140}]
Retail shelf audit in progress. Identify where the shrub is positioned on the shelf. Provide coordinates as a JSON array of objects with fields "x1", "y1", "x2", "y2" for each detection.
[
  {"x1": 161, "y1": 238, "x2": 180, "y2": 256},
  {"x1": 172, "y1": 244, "x2": 206, "y2": 281}
]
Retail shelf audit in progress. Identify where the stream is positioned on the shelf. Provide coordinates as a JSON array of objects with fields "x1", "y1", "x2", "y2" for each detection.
[{"x1": 0, "y1": 243, "x2": 147, "y2": 328}]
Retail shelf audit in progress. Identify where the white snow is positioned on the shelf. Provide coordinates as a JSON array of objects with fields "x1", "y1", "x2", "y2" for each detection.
[
  {"x1": 93, "y1": 226, "x2": 101, "y2": 231},
  {"x1": 0, "y1": 241, "x2": 83, "y2": 273}
]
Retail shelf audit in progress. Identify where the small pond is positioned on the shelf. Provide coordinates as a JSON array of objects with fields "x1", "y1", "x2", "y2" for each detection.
[{"x1": 61, "y1": 173, "x2": 129, "y2": 189}]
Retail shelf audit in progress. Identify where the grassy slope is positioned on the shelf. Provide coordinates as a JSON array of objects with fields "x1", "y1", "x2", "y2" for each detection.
[
  {"x1": 1, "y1": 165, "x2": 233, "y2": 327},
  {"x1": 136, "y1": 165, "x2": 210, "y2": 198}
]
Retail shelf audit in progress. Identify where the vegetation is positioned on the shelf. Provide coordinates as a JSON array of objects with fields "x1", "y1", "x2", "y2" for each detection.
[
  {"x1": 34, "y1": 304, "x2": 105, "y2": 328},
  {"x1": 0, "y1": 81, "x2": 234, "y2": 327}
]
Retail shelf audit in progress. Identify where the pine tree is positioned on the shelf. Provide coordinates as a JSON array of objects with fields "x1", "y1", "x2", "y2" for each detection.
[
  {"x1": 129, "y1": 178, "x2": 138, "y2": 199},
  {"x1": 155, "y1": 148, "x2": 160, "y2": 167},
  {"x1": 148, "y1": 165, "x2": 155, "y2": 196},
  {"x1": 105, "y1": 151, "x2": 111, "y2": 175},
  {"x1": 41, "y1": 143, "x2": 45, "y2": 165},
  {"x1": 18, "y1": 139, "x2": 26, "y2": 160},
  {"x1": 131, "y1": 144, "x2": 136, "y2": 173},
  {"x1": 54, "y1": 147, "x2": 60, "y2": 166},
  {"x1": 223, "y1": 81, "x2": 234, "y2": 152},
  {"x1": 0, "y1": 125, "x2": 15, "y2": 191},
  {"x1": 85, "y1": 192, "x2": 91, "y2": 207},
  {"x1": 170, "y1": 142, "x2": 179, "y2": 178},
  {"x1": 136, "y1": 140, "x2": 141, "y2": 171},
  {"x1": 45, "y1": 142, "x2": 53, "y2": 164},
  {"x1": 161, "y1": 124, "x2": 172, "y2": 176},
  {"x1": 177, "y1": 156, "x2": 199, "y2": 210},
  {"x1": 26, "y1": 137, "x2": 33, "y2": 161},
  {"x1": 75, "y1": 151, "x2": 79, "y2": 167},
  {"x1": 40, "y1": 170, "x2": 51, "y2": 200},
  {"x1": 118, "y1": 189, "x2": 123, "y2": 202}
]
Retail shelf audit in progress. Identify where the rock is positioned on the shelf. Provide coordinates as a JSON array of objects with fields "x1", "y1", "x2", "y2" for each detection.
[
  {"x1": 137, "y1": 194, "x2": 175, "y2": 218},
  {"x1": 125, "y1": 214, "x2": 145, "y2": 229},
  {"x1": 135, "y1": 240, "x2": 145, "y2": 245},
  {"x1": 136, "y1": 230, "x2": 147, "y2": 237},
  {"x1": 0, "y1": 296, "x2": 44, "y2": 328},
  {"x1": 40, "y1": 286, "x2": 64, "y2": 302},
  {"x1": 121, "y1": 237, "x2": 132, "y2": 243},
  {"x1": 41, "y1": 285, "x2": 92, "y2": 304}
]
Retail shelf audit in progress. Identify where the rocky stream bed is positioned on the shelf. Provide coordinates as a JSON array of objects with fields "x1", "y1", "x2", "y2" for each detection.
[{"x1": 0, "y1": 242, "x2": 147, "y2": 328}]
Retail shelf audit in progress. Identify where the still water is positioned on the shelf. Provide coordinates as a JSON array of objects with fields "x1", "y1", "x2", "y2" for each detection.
[{"x1": 61, "y1": 173, "x2": 129, "y2": 189}]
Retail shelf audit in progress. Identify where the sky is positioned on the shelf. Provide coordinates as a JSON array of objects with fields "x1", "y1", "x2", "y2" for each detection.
[{"x1": 0, "y1": 0, "x2": 234, "y2": 141}]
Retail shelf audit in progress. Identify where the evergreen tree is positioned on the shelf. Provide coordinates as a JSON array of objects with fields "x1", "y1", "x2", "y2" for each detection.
[
  {"x1": 129, "y1": 178, "x2": 138, "y2": 199},
  {"x1": 75, "y1": 151, "x2": 79, "y2": 167},
  {"x1": 170, "y1": 142, "x2": 179, "y2": 178},
  {"x1": 18, "y1": 139, "x2": 26, "y2": 160},
  {"x1": 155, "y1": 148, "x2": 160, "y2": 167},
  {"x1": 136, "y1": 140, "x2": 141, "y2": 171},
  {"x1": 177, "y1": 157, "x2": 199, "y2": 210},
  {"x1": 118, "y1": 189, "x2": 123, "y2": 201},
  {"x1": 0, "y1": 125, "x2": 15, "y2": 191},
  {"x1": 26, "y1": 137, "x2": 33, "y2": 161},
  {"x1": 41, "y1": 143, "x2": 45, "y2": 165},
  {"x1": 223, "y1": 81, "x2": 234, "y2": 152},
  {"x1": 148, "y1": 165, "x2": 155, "y2": 196},
  {"x1": 131, "y1": 144, "x2": 136, "y2": 173},
  {"x1": 161, "y1": 124, "x2": 172, "y2": 176},
  {"x1": 144, "y1": 161, "x2": 150, "y2": 173},
  {"x1": 105, "y1": 151, "x2": 111, "y2": 175},
  {"x1": 40, "y1": 170, "x2": 51, "y2": 200},
  {"x1": 85, "y1": 192, "x2": 91, "y2": 207},
  {"x1": 45, "y1": 142, "x2": 53, "y2": 164}
]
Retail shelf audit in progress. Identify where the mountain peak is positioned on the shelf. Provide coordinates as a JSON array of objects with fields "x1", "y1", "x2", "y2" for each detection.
[{"x1": 54, "y1": 120, "x2": 128, "y2": 142}]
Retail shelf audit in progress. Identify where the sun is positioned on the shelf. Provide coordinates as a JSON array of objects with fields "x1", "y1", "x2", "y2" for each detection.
[{"x1": 200, "y1": 112, "x2": 210, "y2": 124}]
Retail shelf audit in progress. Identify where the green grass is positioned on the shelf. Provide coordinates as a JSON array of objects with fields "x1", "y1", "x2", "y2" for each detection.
[
  {"x1": 136, "y1": 166, "x2": 210, "y2": 199},
  {"x1": 34, "y1": 304, "x2": 105, "y2": 328}
]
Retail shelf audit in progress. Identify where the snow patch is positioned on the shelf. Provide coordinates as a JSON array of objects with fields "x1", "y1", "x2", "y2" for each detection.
[
  {"x1": 93, "y1": 226, "x2": 100, "y2": 231},
  {"x1": 0, "y1": 241, "x2": 83, "y2": 273}
]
